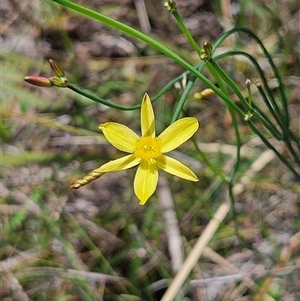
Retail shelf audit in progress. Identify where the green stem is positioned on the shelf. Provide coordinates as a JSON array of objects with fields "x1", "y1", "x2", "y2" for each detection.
[
  {"x1": 51, "y1": 0, "x2": 246, "y2": 120},
  {"x1": 52, "y1": 0, "x2": 299, "y2": 178},
  {"x1": 171, "y1": 10, "x2": 202, "y2": 56},
  {"x1": 214, "y1": 51, "x2": 285, "y2": 133},
  {"x1": 68, "y1": 84, "x2": 141, "y2": 110},
  {"x1": 70, "y1": 66, "x2": 195, "y2": 109},
  {"x1": 192, "y1": 138, "x2": 226, "y2": 181},
  {"x1": 170, "y1": 61, "x2": 207, "y2": 122},
  {"x1": 206, "y1": 58, "x2": 243, "y2": 241},
  {"x1": 171, "y1": 78, "x2": 196, "y2": 123},
  {"x1": 217, "y1": 27, "x2": 289, "y2": 126},
  {"x1": 255, "y1": 86, "x2": 300, "y2": 163},
  {"x1": 208, "y1": 59, "x2": 250, "y2": 110},
  {"x1": 214, "y1": 51, "x2": 299, "y2": 163},
  {"x1": 251, "y1": 106, "x2": 283, "y2": 140},
  {"x1": 247, "y1": 120, "x2": 300, "y2": 180},
  {"x1": 208, "y1": 59, "x2": 284, "y2": 139}
]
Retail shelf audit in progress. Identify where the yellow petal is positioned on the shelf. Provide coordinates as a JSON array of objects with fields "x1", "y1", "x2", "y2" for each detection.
[
  {"x1": 99, "y1": 122, "x2": 139, "y2": 153},
  {"x1": 156, "y1": 155, "x2": 198, "y2": 182},
  {"x1": 97, "y1": 154, "x2": 140, "y2": 172},
  {"x1": 159, "y1": 117, "x2": 199, "y2": 153},
  {"x1": 134, "y1": 159, "x2": 158, "y2": 205},
  {"x1": 141, "y1": 93, "x2": 155, "y2": 138}
]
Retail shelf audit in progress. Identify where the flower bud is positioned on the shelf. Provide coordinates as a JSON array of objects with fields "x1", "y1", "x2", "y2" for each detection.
[
  {"x1": 49, "y1": 59, "x2": 65, "y2": 77},
  {"x1": 245, "y1": 79, "x2": 251, "y2": 86},
  {"x1": 200, "y1": 41, "x2": 213, "y2": 61},
  {"x1": 244, "y1": 112, "x2": 253, "y2": 121},
  {"x1": 200, "y1": 50, "x2": 209, "y2": 61},
  {"x1": 203, "y1": 41, "x2": 212, "y2": 56},
  {"x1": 24, "y1": 76, "x2": 53, "y2": 87},
  {"x1": 164, "y1": 0, "x2": 177, "y2": 12},
  {"x1": 194, "y1": 88, "x2": 214, "y2": 100},
  {"x1": 49, "y1": 76, "x2": 69, "y2": 87}
]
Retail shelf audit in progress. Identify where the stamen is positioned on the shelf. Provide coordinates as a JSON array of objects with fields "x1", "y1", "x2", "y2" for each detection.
[{"x1": 134, "y1": 136, "x2": 162, "y2": 160}]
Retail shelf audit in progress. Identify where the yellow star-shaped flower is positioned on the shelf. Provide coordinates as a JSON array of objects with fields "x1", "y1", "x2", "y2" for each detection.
[{"x1": 72, "y1": 93, "x2": 199, "y2": 205}]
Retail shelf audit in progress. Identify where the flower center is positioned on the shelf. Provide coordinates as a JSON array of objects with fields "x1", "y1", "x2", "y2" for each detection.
[{"x1": 134, "y1": 136, "x2": 162, "y2": 160}]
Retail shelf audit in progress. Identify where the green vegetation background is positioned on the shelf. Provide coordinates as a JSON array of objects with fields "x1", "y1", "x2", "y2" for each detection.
[{"x1": 1, "y1": 0, "x2": 299, "y2": 300}]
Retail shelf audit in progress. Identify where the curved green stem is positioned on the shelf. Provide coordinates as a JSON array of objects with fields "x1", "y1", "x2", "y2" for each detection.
[
  {"x1": 171, "y1": 10, "x2": 202, "y2": 56},
  {"x1": 68, "y1": 84, "x2": 141, "y2": 110},
  {"x1": 214, "y1": 51, "x2": 285, "y2": 132},
  {"x1": 69, "y1": 73, "x2": 187, "y2": 111},
  {"x1": 228, "y1": 108, "x2": 243, "y2": 240},
  {"x1": 216, "y1": 27, "x2": 289, "y2": 125},
  {"x1": 52, "y1": 0, "x2": 246, "y2": 121},
  {"x1": 207, "y1": 59, "x2": 285, "y2": 140},
  {"x1": 171, "y1": 78, "x2": 196, "y2": 123},
  {"x1": 206, "y1": 57, "x2": 243, "y2": 241},
  {"x1": 52, "y1": 0, "x2": 299, "y2": 178},
  {"x1": 214, "y1": 51, "x2": 299, "y2": 163},
  {"x1": 251, "y1": 107, "x2": 282, "y2": 140},
  {"x1": 247, "y1": 120, "x2": 300, "y2": 180},
  {"x1": 208, "y1": 59, "x2": 250, "y2": 110},
  {"x1": 192, "y1": 138, "x2": 226, "y2": 181}
]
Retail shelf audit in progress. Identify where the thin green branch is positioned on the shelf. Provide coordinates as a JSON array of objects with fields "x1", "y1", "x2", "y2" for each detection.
[
  {"x1": 214, "y1": 51, "x2": 283, "y2": 126},
  {"x1": 214, "y1": 51, "x2": 299, "y2": 163},
  {"x1": 206, "y1": 58, "x2": 243, "y2": 244},
  {"x1": 51, "y1": 0, "x2": 246, "y2": 121},
  {"x1": 170, "y1": 10, "x2": 202, "y2": 56},
  {"x1": 217, "y1": 27, "x2": 290, "y2": 125},
  {"x1": 207, "y1": 59, "x2": 285, "y2": 140},
  {"x1": 192, "y1": 138, "x2": 226, "y2": 181},
  {"x1": 68, "y1": 84, "x2": 141, "y2": 110},
  {"x1": 171, "y1": 79, "x2": 196, "y2": 123},
  {"x1": 247, "y1": 120, "x2": 300, "y2": 180}
]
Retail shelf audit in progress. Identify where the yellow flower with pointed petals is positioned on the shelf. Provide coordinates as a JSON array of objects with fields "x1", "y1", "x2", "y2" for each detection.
[{"x1": 97, "y1": 93, "x2": 199, "y2": 205}]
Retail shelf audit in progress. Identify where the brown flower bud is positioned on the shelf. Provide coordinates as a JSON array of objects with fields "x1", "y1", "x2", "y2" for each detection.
[
  {"x1": 24, "y1": 76, "x2": 53, "y2": 87},
  {"x1": 49, "y1": 59, "x2": 65, "y2": 77}
]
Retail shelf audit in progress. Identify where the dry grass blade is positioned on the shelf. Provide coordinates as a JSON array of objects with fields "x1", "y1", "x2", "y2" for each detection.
[
  {"x1": 15, "y1": 267, "x2": 129, "y2": 285},
  {"x1": 158, "y1": 176, "x2": 183, "y2": 274},
  {"x1": 2, "y1": 271, "x2": 30, "y2": 301},
  {"x1": 202, "y1": 247, "x2": 257, "y2": 291},
  {"x1": 161, "y1": 200, "x2": 230, "y2": 301},
  {"x1": 190, "y1": 265, "x2": 300, "y2": 286},
  {"x1": 0, "y1": 248, "x2": 42, "y2": 272},
  {"x1": 161, "y1": 148, "x2": 279, "y2": 301},
  {"x1": 134, "y1": 0, "x2": 151, "y2": 33}
]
